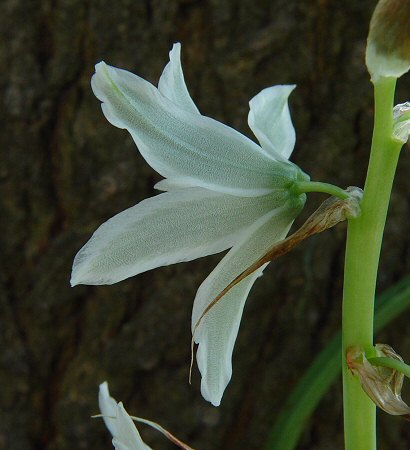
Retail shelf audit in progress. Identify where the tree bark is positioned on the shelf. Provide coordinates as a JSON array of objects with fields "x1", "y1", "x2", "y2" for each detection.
[{"x1": 1, "y1": 0, "x2": 410, "y2": 449}]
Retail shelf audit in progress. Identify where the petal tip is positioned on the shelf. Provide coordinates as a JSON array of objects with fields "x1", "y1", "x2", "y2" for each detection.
[
  {"x1": 200, "y1": 382, "x2": 222, "y2": 407},
  {"x1": 95, "y1": 60, "x2": 108, "y2": 70},
  {"x1": 99, "y1": 381, "x2": 109, "y2": 391},
  {"x1": 170, "y1": 42, "x2": 181, "y2": 53},
  {"x1": 93, "y1": 61, "x2": 111, "y2": 83},
  {"x1": 70, "y1": 270, "x2": 80, "y2": 287},
  {"x1": 70, "y1": 266, "x2": 84, "y2": 287},
  {"x1": 209, "y1": 397, "x2": 221, "y2": 407}
]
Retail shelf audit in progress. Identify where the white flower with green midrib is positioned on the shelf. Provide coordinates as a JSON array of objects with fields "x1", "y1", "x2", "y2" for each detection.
[{"x1": 71, "y1": 43, "x2": 308, "y2": 406}]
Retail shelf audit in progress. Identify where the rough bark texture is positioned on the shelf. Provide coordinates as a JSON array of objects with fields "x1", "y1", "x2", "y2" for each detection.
[{"x1": 1, "y1": 0, "x2": 410, "y2": 449}]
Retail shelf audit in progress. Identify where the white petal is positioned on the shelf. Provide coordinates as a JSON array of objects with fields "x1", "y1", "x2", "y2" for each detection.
[
  {"x1": 98, "y1": 382, "x2": 151, "y2": 450},
  {"x1": 153, "y1": 177, "x2": 195, "y2": 192},
  {"x1": 158, "y1": 43, "x2": 200, "y2": 115},
  {"x1": 192, "y1": 199, "x2": 303, "y2": 406},
  {"x1": 112, "y1": 404, "x2": 152, "y2": 450},
  {"x1": 71, "y1": 188, "x2": 290, "y2": 286},
  {"x1": 99, "y1": 382, "x2": 119, "y2": 437},
  {"x1": 91, "y1": 61, "x2": 299, "y2": 197},
  {"x1": 248, "y1": 85, "x2": 296, "y2": 160}
]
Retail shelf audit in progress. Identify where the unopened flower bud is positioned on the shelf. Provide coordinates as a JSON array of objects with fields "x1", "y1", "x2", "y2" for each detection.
[{"x1": 366, "y1": 0, "x2": 410, "y2": 81}]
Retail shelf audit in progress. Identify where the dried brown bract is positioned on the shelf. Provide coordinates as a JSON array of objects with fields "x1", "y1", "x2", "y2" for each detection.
[{"x1": 346, "y1": 344, "x2": 410, "y2": 419}]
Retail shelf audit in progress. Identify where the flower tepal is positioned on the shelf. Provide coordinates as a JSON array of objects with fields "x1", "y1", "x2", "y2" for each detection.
[
  {"x1": 98, "y1": 382, "x2": 195, "y2": 450},
  {"x1": 71, "y1": 43, "x2": 309, "y2": 406},
  {"x1": 99, "y1": 382, "x2": 151, "y2": 450}
]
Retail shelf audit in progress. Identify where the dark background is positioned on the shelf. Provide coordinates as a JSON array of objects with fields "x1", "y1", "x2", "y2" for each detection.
[{"x1": 2, "y1": 0, "x2": 410, "y2": 449}]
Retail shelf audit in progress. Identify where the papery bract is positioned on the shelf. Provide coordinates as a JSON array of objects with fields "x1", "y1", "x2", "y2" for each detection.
[
  {"x1": 346, "y1": 345, "x2": 410, "y2": 418},
  {"x1": 393, "y1": 101, "x2": 410, "y2": 143}
]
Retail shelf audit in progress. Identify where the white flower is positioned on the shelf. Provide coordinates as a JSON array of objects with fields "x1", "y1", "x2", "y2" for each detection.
[
  {"x1": 71, "y1": 43, "x2": 309, "y2": 406},
  {"x1": 99, "y1": 382, "x2": 151, "y2": 450},
  {"x1": 98, "y1": 382, "x2": 194, "y2": 450}
]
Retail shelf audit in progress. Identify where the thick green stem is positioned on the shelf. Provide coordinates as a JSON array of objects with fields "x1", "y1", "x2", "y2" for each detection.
[{"x1": 342, "y1": 77, "x2": 402, "y2": 450}]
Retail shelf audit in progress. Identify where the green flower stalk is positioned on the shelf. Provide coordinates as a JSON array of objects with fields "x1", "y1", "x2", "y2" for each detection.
[{"x1": 342, "y1": 1, "x2": 410, "y2": 448}]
